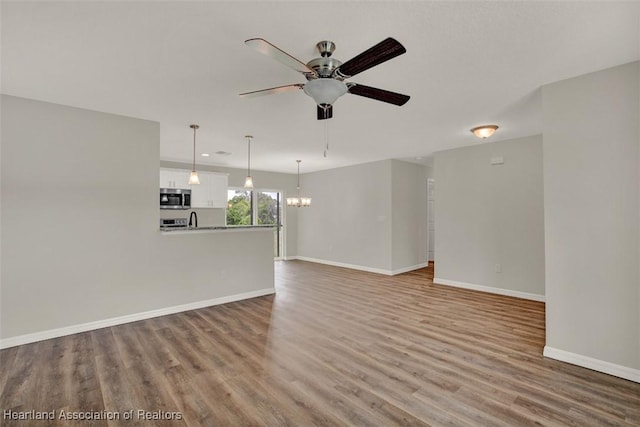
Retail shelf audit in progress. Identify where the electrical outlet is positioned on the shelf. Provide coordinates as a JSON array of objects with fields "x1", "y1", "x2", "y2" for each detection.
[{"x1": 494, "y1": 263, "x2": 502, "y2": 273}]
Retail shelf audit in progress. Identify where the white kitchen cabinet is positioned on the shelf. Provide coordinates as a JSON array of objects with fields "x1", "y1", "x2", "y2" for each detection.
[
  {"x1": 190, "y1": 172, "x2": 228, "y2": 208},
  {"x1": 160, "y1": 168, "x2": 191, "y2": 189}
]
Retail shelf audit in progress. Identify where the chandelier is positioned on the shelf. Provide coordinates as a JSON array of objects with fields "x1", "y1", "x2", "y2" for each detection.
[{"x1": 286, "y1": 160, "x2": 311, "y2": 207}]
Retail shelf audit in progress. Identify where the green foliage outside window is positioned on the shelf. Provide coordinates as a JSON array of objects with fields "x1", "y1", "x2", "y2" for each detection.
[
  {"x1": 257, "y1": 193, "x2": 278, "y2": 225},
  {"x1": 226, "y1": 193, "x2": 251, "y2": 225},
  {"x1": 227, "y1": 191, "x2": 279, "y2": 226}
]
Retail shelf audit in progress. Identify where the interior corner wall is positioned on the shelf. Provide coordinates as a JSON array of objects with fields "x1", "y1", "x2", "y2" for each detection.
[
  {"x1": 433, "y1": 135, "x2": 545, "y2": 299},
  {"x1": 296, "y1": 160, "x2": 393, "y2": 272},
  {"x1": 391, "y1": 160, "x2": 427, "y2": 272},
  {"x1": 542, "y1": 61, "x2": 639, "y2": 374},
  {"x1": 425, "y1": 164, "x2": 434, "y2": 180}
]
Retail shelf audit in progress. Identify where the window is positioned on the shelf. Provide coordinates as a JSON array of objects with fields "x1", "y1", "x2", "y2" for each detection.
[
  {"x1": 226, "y1": 188, "x2": 283, "y2": 258},
  {"x1": 226, "y1": 189, "x2": 252, "y2": 225},
  {"x1": 256, "y1": 191, "x2": 279, "y2": 226}
]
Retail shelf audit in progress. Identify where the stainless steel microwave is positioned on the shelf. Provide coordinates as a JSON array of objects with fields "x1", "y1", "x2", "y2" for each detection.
[{"x1": 160, "y1": 188, "x2": 191, "y2": 210}]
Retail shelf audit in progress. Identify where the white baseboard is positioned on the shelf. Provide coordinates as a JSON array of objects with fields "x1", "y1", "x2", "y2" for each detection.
[
  {"x1": 293, "y1": 256, "x2": 390, "y2": 274},
  {"x1": 544, "y1": 346, "x2": 640, "y2": 383},
  {"x1": 0, "y1": 288, "x2": 275, "y2": 349},
  {"x1": 291, "y1": 256, "x2": 427, "y2": 276},
  {"x1": 433, "y1": 277, "x2": 545, "y2": 302},
  {"x1": 391, "y1": 262, "x2": 429, "y2": 275}
]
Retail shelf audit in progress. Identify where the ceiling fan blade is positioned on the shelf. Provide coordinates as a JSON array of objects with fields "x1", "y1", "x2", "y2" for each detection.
[
  {"x1": 347, "y1": 84, "x2": 410, "y2": 106},
  {"x1": 317, "y1": 104, "x2": 333, "y2": 120},
  {"x1": 245, "y1": 38, "x2": 315, "y2": 76},
  {"x1": 334, "y1": 38, "x2": 406, "y2": 78},
  {"x1": 239, "y1": 84, "x2": 304, "y2": 98}
]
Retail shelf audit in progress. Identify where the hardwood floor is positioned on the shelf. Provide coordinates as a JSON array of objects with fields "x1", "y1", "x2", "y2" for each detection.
[{"x1": 1, "y1": 260, "x2": 639, "y2": 426}]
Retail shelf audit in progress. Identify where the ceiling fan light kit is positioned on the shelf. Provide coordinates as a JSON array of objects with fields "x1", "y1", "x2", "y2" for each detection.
[
  {"x1": 471, "y1": 125, "x2": 499, "y2": 139},
  {"x1": 303, "y1": 79, "x2": 348, "y2": 106},
  {"x1": 240, "y1": 37, "x2": 410, "y2": 120}
]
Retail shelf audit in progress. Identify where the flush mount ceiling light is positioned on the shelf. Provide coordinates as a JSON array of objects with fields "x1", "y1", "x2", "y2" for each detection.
[
  {"x1": 188, "y1": 124, "x2": 200, "y2": 185},
  {"x1": 244, "y1": 135, "x2": 254, "y2": 188},
  {"x1": 471, "y1": 125, "x2": 499, "y2": 139},
  {"x1": 286, "y1": 160, "x2": 311, "y2": 208}
]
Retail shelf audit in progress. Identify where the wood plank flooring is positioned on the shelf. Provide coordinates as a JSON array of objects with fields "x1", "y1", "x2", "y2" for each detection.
[{"x1": 1, "y1": 260, "x2": 639, "y2": 426}]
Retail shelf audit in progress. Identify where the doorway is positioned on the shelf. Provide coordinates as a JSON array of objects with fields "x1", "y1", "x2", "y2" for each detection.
[
  {"x1": 226, "y1": 188, "x2": 284, "y2": 258},
  {"x1": 427, "y1": 179, "x2": 435, "y2": 264}
]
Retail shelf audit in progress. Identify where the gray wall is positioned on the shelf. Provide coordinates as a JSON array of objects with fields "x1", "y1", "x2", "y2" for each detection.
[
  {"x1": 161, "y1": 160, "x2": 298, "y2": 256},
  {"x1": 1, "y1": 96, "x2": 274, "y2": 341},
  {"x1": 297, "y1": 159, "x2": 427, "y2": 274},
  {"x1": 433, "y1": 135, "x2": 545, "y2": 298},
  {"x1": 298, "y1": 160, "x2": 393, "y2": 271},
  {"x1": 542, "y1": 61, "x2": 639, "y2": 371}
]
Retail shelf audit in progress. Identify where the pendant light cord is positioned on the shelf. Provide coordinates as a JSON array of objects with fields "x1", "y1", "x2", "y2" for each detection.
[
  {"x1": 247, "y1": 136, "x2": 251, "y2": 176},
  {"x1": 297, "y1": 160, "x2": 302, "y2": 202},
  {"x1": 189, "y1": 124, "x2": 199, "y2": 172},
  {"x1": 192, "y1": 126, "x2": 197, "y2": 170}
]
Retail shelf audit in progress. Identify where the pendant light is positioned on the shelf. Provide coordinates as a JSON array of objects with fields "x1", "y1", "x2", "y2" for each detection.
[
  {"x1": 244, "y1": 135, "x2": 254, "y2": 188},
  {"x1": 286, "y1": 160, "x2": 311, "y2": 207},
  {"x1": 188, "y1": 124, "x2": 200, "y2": 185}
]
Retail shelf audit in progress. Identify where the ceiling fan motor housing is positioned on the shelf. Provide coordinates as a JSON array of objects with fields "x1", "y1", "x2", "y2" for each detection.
[
  {"x1": 306, "y1": 57, "x2": 342, "y2": 78},
  {"x1": 305, "y1": 40, "x2": 343, "y2": 78}
]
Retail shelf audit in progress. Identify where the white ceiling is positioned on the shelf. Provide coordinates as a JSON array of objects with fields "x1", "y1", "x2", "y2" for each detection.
[{"x1": 2, "y1": 1, "x2": 639, "y2": 174}]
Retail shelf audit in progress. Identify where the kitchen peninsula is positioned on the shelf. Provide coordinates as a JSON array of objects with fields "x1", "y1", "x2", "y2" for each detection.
[
  {"x1": 160, "y1": 225, "x2": 275, "y2": 234},
  {"x1": 150, "y1": 225, "x2": 276, "y2": 321}
]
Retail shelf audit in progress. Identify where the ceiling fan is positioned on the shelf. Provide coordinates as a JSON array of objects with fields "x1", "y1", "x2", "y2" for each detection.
[{"x1": 240, "y1": 37, "x2": 410, "y2": 120}]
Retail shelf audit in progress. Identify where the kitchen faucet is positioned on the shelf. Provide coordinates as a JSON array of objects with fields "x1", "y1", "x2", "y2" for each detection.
[{"x1": 188, "y1": 211, "x2": 198, "y2": 228}]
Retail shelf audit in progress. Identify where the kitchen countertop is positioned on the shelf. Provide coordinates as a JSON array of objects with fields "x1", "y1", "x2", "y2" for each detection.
[{"x1": 160, "y1": 225, "x2": 276, "y2": 235}]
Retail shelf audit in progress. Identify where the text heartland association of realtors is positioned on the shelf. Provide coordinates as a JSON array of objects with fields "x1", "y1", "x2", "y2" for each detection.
[{"x1": 3, "y1": 409, "x2": 183, "y2": 421}]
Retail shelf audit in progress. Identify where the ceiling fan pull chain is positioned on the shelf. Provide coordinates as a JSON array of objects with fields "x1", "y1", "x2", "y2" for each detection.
[{"x1": 323, "y1": 119, "x2": 329, "y2": 157}]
